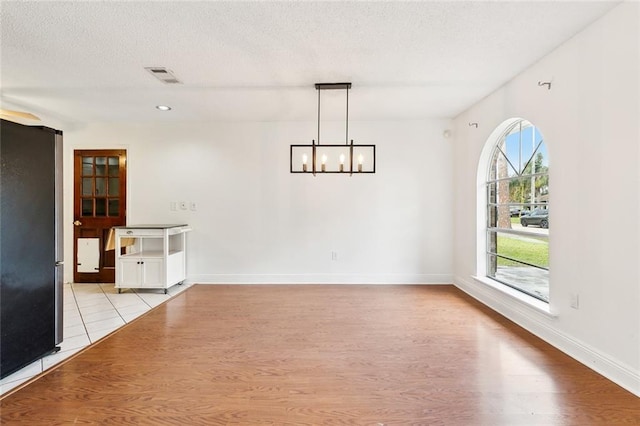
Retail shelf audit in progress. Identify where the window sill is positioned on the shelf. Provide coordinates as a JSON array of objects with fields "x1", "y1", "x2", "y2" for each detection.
[{"x1": 471, "y1": 275, "x2": 557, "y2": 318}]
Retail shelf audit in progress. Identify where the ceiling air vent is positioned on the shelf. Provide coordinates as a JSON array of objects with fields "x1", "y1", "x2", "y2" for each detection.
[{"x1": 144, "y1": 67, "x2": 182, "y2": 84}]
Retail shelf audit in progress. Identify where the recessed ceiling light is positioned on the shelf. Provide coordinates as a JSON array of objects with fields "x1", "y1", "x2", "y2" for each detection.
[{"x1": 156, "y1": 105, "x2": 171, "y2": 111}]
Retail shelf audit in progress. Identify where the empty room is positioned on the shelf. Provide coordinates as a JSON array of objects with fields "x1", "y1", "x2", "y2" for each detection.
[{"x1": 0, "y1": 1, "x2": 638, "y2": 424}]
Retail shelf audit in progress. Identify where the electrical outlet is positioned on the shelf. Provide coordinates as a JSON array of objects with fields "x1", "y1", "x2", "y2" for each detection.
[
  {"x1": 570, "y1": 293, "x2": 579, "y2": 309},
  {"x1": 179, "y1": 201, "x2": 187, "y2": 210},
  {"x1": 170, "y1": 201, "x2": 177, "y2": 211},
  {"x1": 331, "y1": 251, "x2": 338, "y2": 261},
  {"x1": 190, "y1": 202, "x2": 197, "y2": 211}
]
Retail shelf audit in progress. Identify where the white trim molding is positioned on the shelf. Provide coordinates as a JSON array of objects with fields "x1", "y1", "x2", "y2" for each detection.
[{"x1": 186, "y1": 273, "x2": 452, "y2": 285}]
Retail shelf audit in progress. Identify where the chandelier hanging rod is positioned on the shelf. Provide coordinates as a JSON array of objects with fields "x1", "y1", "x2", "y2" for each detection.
[{"x1": 315, "y1": 83, "x2": 352, "y2": 146}]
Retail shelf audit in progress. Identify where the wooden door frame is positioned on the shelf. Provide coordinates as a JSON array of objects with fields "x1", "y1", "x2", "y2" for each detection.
[{"x1": 73, "y1": 149, "x2": 127, "y2": 283}]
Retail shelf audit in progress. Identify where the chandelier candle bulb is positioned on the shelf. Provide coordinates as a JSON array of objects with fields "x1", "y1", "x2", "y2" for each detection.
[
  {"x1": 339, "y1": 153, "x2": 345, "y2": 172},
  {"x1": 358, "y1": 154, "x2": 364, "y2": 172},
  {"x1": 321, "y1": 154, "x2": 327, "y2": 172},
  {"x1": 302, "y1": 154, "x2": 308, "y2": 172}
]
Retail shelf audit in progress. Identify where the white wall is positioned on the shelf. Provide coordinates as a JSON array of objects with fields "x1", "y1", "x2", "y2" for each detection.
[
  {"x1": 452, "y1": 3, "x2": 639, "y2": 395},
  {"x1": 62, "y1": 118, "x2": 453, "y2": 285}
]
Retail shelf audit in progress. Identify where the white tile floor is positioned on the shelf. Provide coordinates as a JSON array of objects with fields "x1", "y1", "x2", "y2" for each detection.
[{"x1": 0, "y1": 282, "x2": 194, "y2": 396}]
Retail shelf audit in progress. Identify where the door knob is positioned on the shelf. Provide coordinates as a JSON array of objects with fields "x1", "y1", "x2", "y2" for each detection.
[{"x1": 73, "y1": 220, "x2": 82, "y2": 226}]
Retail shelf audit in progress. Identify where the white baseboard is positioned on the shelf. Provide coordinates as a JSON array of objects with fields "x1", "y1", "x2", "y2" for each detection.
[
  {"x1": 454, "y1": 275, "x2": 640, "y2": 397},
  {"x1": 186, "y1": 273, "x2": 452, "y2": 285}
]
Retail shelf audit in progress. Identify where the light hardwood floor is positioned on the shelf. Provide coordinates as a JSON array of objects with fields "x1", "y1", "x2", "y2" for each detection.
[
  {"x1": 0, "y1": 282, "x2": 194, "y2": 395},
  {"x1": 1, "y1": 285, "x2": 638, "y2": 425}
]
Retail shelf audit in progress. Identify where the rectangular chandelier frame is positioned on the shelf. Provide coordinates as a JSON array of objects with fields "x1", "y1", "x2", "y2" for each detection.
[
  {"x1": 290, "y1": 141, "x2": 376, "y2": 175},
  {"x1": 290, "y1": 82, "x2": 376, "y2": 176}
]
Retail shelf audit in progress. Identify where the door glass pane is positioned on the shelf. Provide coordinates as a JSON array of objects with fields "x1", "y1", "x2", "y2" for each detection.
[
  {"x1": 95, "y1": 198, "x2": 106, "y2": 216},
  {"x1": 95, "y1": 178, "x2": 106, "y2": 196},
  {"x1": 108, "y1": 199, "x2": 119, "y2": 216},
  {"x1": 96, "y1": 157, "x2": 107, "y2": 176},
  {"x1": 108, "y1": 157, "x2": 119, "y2": 176},
  {"x1": 108, "y1": 177, "x2": 119, "y2": 196},
  {"x1": 82, "y1": 178, "x2": 93, "y2": 196},
  {"x1": 82, "y1": 199, "x2": 93, "y2": 216},
  {"x1": 82, "y1": 157, "x2": 94, "y2": 176}
]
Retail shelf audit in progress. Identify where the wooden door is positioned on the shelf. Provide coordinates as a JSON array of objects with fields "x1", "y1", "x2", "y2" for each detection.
[{"x1": 73, "y1": 150, "x2": 126, "y2": 283}]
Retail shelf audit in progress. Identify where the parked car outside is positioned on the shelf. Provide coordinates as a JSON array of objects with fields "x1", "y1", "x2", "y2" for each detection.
[{"x1": 520, "y1": 208, "x2": 549, "y2": 228}]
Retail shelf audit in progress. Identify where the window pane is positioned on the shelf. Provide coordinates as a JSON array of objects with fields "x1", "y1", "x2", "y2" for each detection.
[
  {"x1": 489, "y1": 173, "x2": 550, "y2": 230},
  {"x1": 509, "y1": 175, "x2": 531, "y2": 206},
  {"x1": 488, "y1": 154, "x2": 497, "y2": 181},
  {"x1": 96, "y1": 157, "x2": 107, "y2": 176},
  {"x1": 491, "y1": 146, "x2": 516, "y2": 181},
  {"x1": 503, "y1": 131, "x2": 520, "y2": 177},
  {"x1": 108, "y1": 199, "x2": 119, "y2": 216},
  {"x1": 487, "y1": 182, "x2": 497, "y2": 203},
  {"x1": 514, "y1": 176, "x2": 550, "y2": 210},
  {"x1": 95, "y1": 177, "x2": 106, "y2": 196},
  {"x1": 488, "y1": 254, "x2": 549, "y2": 302},
  {"x1": 95, "y1": 198, "x2": 106, "y2": 217},
  {"x1": 533, "y1": 140, "x2": 549, "y2": 172},
  {"x1": 522, "y1": 130, "x2": 546, "y2": 176},
  {"x1": 531, "y1": 175, "x2": 549, "y2": 206},
  {"x1": 108, "y1": 177, "x2": 119, "y2": 196},
  {"x1": 487, "y1": 179, "x2": 511, "y2": 229},
  {"x1": 82, "y1": 157, "x2": 93, "y2": 176},
  {"x1": 489, "y1": 263, "x2": 549, "y2": 303},
  {"x1": 108, "y1": 157, "x2": 119, "y2": 176},
  {"x1": 487, "y1": 231, "x2": 549, "y2": 302},
  {"x1": 82, "y1": 199, "x2": 93, "y2": 216},
  {"x1": 492, "y1": 232, "x2": 548, "y2": 269},
  {"x1": 82, "y1": 178, "x2": 93, "y2": 196}
]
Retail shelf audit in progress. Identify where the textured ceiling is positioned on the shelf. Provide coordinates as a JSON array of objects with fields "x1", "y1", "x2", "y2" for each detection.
[{"x1": 0, "y1": 1, "x2": 620, "y2": 124}]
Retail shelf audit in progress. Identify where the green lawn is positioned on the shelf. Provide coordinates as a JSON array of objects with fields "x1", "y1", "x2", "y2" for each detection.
[{"x1": 496, "y1": 235, "x2": 548, "y2": 267}]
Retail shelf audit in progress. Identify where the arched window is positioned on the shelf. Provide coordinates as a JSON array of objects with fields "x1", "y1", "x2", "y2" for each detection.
[{"x1": 485, "y1": 119, "x2": 549, "y2": 302}]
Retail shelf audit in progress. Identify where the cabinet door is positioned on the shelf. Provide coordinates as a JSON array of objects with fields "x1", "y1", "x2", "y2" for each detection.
[
  {"x1": 141, "y1": 259, "x2": 164, "y2": 287},
  {"x1": 118, "y1": 258, "x2": 141, "y2": 287}
]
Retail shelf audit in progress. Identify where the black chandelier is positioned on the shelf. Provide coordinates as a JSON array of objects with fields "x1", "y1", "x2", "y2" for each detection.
[{"x1": 290, "y1": 83, "x2": 376, "y2": 175}]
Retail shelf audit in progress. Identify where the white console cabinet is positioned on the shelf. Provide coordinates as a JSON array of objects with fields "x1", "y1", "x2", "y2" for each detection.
[{"x1": 113, "y1": 224, "x2": 190, "y2": 294}]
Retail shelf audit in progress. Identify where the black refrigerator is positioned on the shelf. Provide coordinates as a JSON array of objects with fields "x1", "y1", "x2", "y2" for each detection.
[{"x1": 0, "y1": 118, "x2": 64, "y2": 379}]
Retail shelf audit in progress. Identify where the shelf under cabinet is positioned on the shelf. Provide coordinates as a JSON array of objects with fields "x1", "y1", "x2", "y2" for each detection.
[{"x1": 120, "y1": 250, "x2": 183, "y2": 259}]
